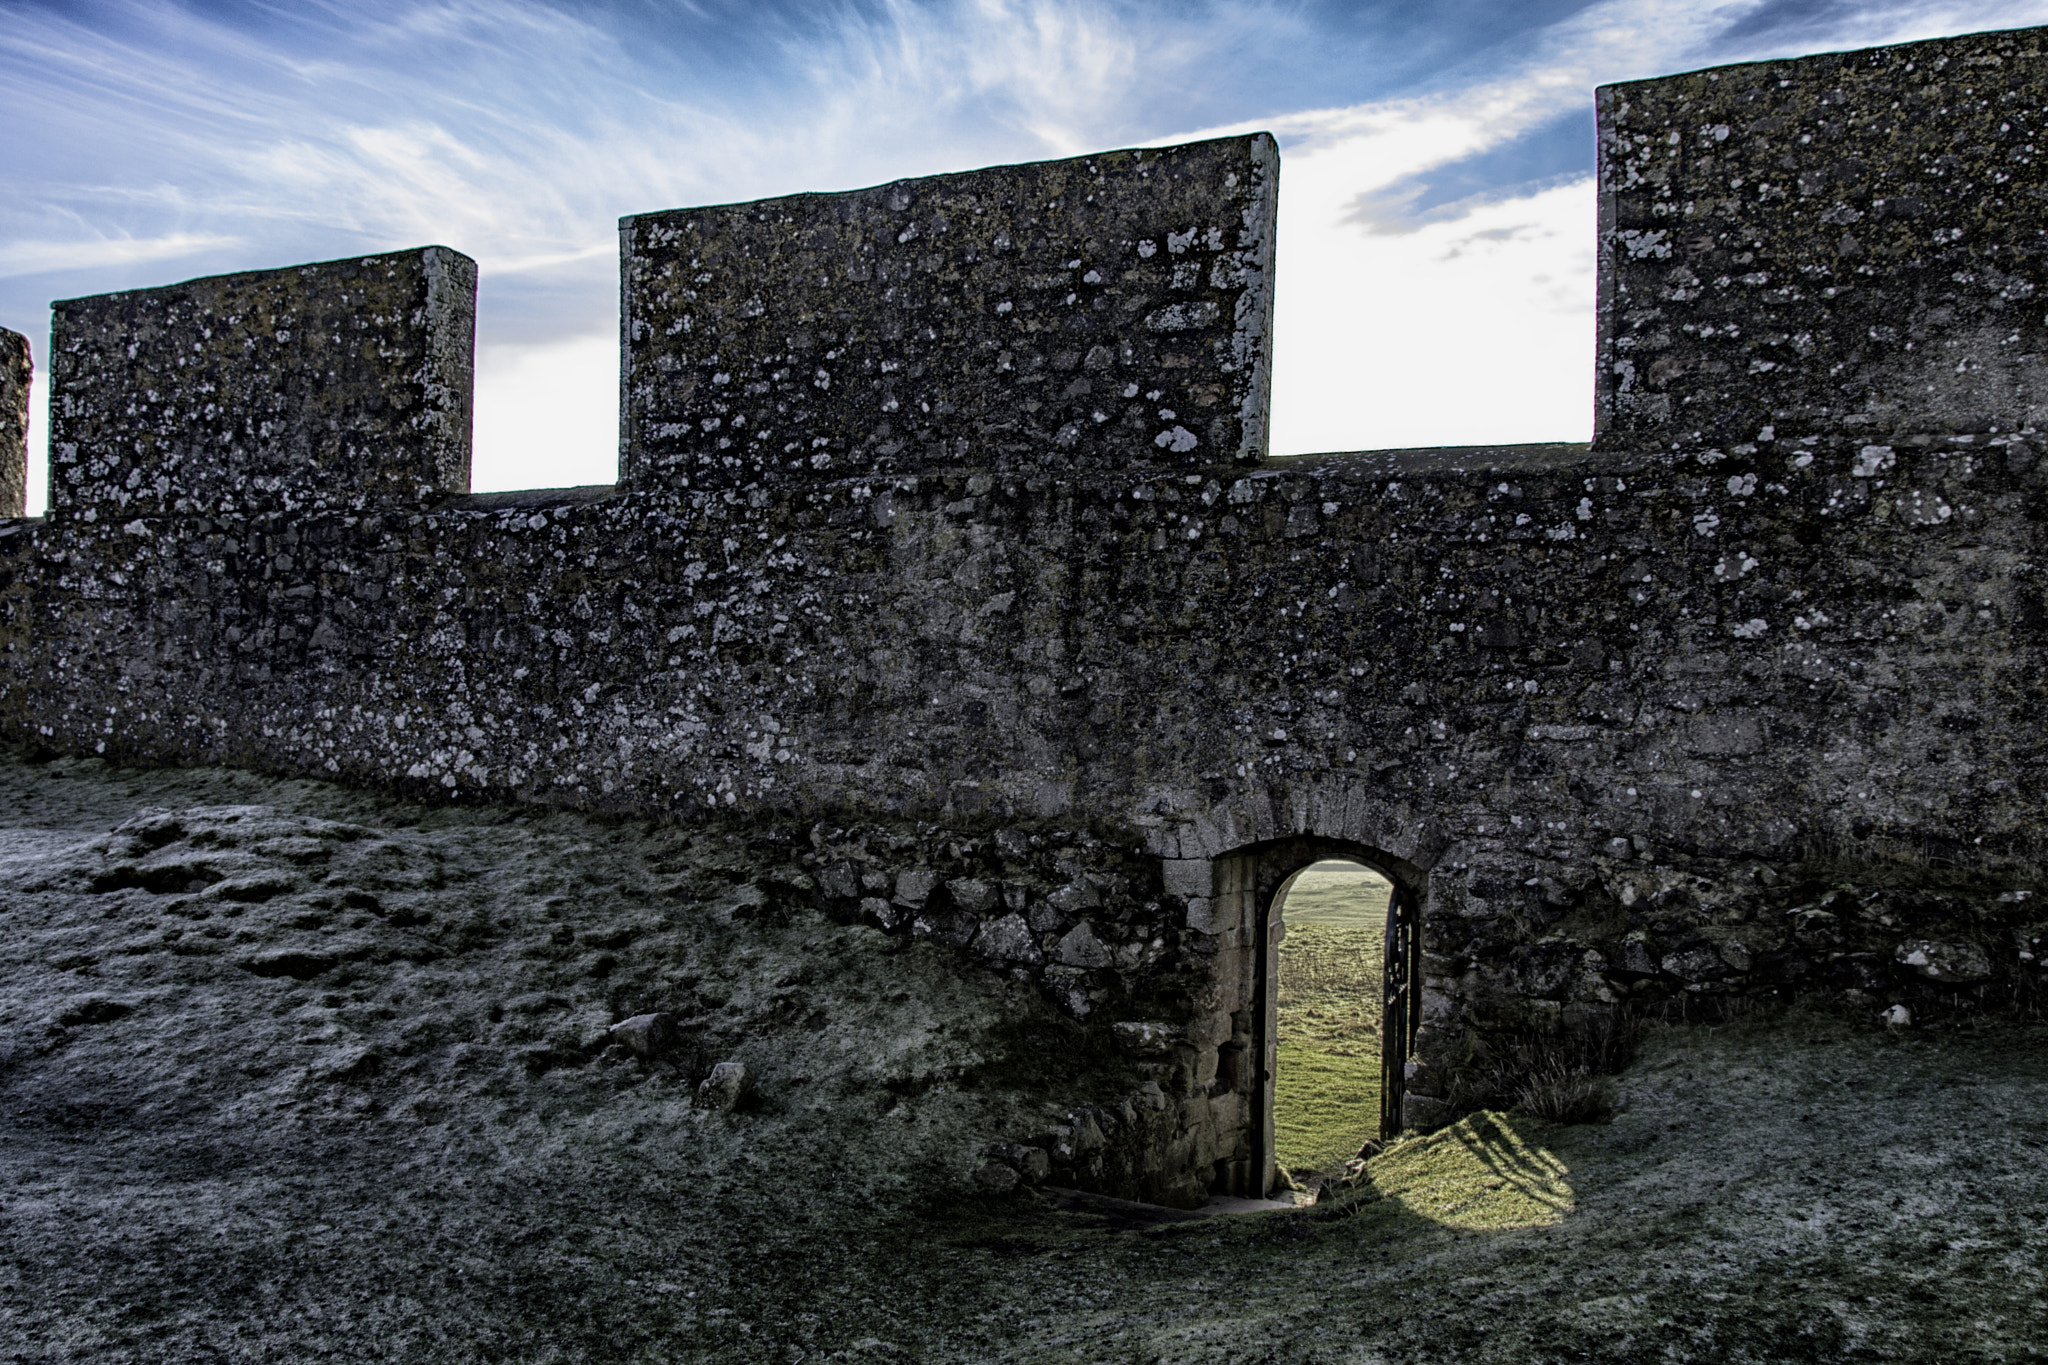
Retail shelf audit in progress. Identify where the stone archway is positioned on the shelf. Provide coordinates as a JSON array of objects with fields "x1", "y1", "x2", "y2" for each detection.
[{"x1": 1200, "y1": 836, "x2": 1425, "y2": 1199}]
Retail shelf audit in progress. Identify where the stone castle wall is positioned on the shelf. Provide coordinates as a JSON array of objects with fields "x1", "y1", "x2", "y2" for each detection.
[{"x1": 3, "y1": 30, "x2": 2047, "y2": 1203}]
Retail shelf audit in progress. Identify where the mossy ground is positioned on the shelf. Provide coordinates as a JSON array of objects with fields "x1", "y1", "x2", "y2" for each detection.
[
  {"x1": 1273, "y1": 863, "x2": 1388, "y2": 1180},
  {"x1": 3, "y1": 760, "x2": 2045, "y2": 1362}
]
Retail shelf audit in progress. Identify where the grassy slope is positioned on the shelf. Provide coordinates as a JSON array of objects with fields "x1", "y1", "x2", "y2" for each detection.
[{"x1": 3, "y1": 761, "x2": 2045, "y2": 1362}]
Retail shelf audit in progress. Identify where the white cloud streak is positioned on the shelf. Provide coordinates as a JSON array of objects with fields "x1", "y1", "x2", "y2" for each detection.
[{"x1": 0, "y1": 232, "x2": 243, "y2": 280}]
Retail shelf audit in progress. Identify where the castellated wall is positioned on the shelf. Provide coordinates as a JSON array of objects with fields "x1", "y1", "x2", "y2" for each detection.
[{"x1": 3, "y1": 30, "x2": 2048, "y2": 1205}]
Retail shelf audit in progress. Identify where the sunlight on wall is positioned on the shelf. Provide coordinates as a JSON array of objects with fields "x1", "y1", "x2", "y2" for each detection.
[{"x1": 25, "y1": 383, "x2": 46, "y2": 517}]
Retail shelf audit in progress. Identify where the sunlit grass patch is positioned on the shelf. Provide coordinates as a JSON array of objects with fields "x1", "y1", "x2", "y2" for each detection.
[{"x1": 1366, "y1": 1110, "x2": 1574, "y2": 1230}]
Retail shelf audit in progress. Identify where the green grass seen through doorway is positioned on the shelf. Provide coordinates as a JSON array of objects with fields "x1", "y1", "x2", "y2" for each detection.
[{"x1": 1273, "y1": 861, "x2": 1389, "y2": 1182}]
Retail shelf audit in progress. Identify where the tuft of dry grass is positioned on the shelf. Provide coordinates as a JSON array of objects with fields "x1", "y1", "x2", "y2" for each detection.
[
  {"x1": 1511, "y1": 1058, "x2": 1611, "y2": 1124},
  {"x1": 1468, "y1": 1011, "x2": 1643, "y2": 1126}
]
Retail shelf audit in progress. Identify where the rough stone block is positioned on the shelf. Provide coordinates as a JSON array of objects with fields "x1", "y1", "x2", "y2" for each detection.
[
  {"x1": 1184, "y1": 1008, "x2": 1233, "y2": 1050},
  {"x1": 946, "y1": 876, "x2": 998, "y2": 913},
  {"x1": 1183, "y1": 897, "x2": 1226, "y2": 935},
  {"x1": 1596, "y1": 28, "x2": 2048, "y2": 449},
  {"x1": 1055, "y1": 921, "x2": 1112, "y2": 968},
  {"x1": 972, "y1": 912, "x2": 1041, "y2": 965},
  {"x1": 619, "y1": 134, "x2": 1277, "y2": 491},
  {"x1": 1110, "y1": 1020, "x2": 1185, "y2": 1056},
  {"x1": 1402, "y1": 1093, "x2": 1451, "y2": 1132},
  {"x1": 0, "y1": 328, "x2": 26, "y2": 517},
  {"x1": 1160, "y1": 857, "x2": 1213, "y2": 899},
  {"x1": 49, "y1": 247, "x2": 475, "y2": 518},
  {"x1": 893, "y1": 868, "x2": 939, "y2": 906}
]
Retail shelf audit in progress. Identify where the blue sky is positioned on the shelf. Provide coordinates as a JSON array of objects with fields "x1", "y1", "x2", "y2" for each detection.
[{"x1": 6, "y1": 0, "x2": 2048, "y2": 504}]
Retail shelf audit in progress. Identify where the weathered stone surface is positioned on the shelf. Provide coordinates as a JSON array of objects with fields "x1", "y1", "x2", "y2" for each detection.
[
  {"x1": 971, "y1": 911, "x2": 1040, "y2": 965},
  {"x1": 1160, "y1": 858, "x2": 1213, "y2": 899},
  {"x1": 1111, "y1": 1020, "x2": 1184, "y2": 1056},
  {"x1": 1055, "y1": 922, "x2": 1112, "y2": 968},
  {"x1": 1596, "y1": 26, "x2": 2048, "y2": 449},
  {"x1": 946, "y1": 876, "x2": 998, "y2": 913},
  {"x1": 893, "y1": 868, "x2": 940, "y2": 907},
  {"x1": 47, "y1": 247, "x2": 475, "y2": 519},
  {"x1": 619, "y1": 135, "x2": 1277, "y2": 492},
  {"x1": 1895, "y1": 939, "x2": 1994, "y2": 982},
  {"x1": 0, "y1": 328, "x2": 26, "y2": 518}
]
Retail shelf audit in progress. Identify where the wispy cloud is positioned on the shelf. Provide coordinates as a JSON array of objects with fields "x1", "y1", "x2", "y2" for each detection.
[{"x1": 0, "y1": 232, "x2": 243, "y2": 280}]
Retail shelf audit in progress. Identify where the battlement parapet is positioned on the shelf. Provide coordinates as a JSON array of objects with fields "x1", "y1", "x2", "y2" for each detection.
[
  {"x1": 620, "y1": 134, "x2": 1277, "y2": 492},
  {"x1": 1597, "y1": 25, "x2": 2048, "y2": 450},
  {"x1": 46, "y1": 247, "x2": 475, "y2": 520}
]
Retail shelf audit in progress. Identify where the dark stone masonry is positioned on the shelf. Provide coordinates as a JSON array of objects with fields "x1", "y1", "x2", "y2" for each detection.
[
  {"x1": 620, "y1": 136, "x2": 1276, "y2": 492},
  {"x1": 3, "y1": 28, "x2": 2046, "y2": 1206},
  {"x1": 46, "y1": 247, "x2": 476, "y2": 520},
  {"x1": 0, "y1": 328, "x2": 25, "y2": 518}
]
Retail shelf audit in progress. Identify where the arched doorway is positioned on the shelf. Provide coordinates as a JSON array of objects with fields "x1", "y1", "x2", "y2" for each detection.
[
  {"x1": 1269, "y1": 858, "x2": 1394, "y2": 1194},
  {"x1": 1206, "y1": 838, "x2": 1423, "y2": 1199}
]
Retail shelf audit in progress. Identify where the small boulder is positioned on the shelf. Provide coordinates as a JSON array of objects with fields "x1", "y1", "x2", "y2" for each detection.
[
  {"x1": 698, "y1": 1060, "x2": 750, "y2": 1111},
  {"x1": 947, "y1": 877, "x2": 999, "y2": 914},
  {"x1": 1609, "y1": 937, "x2": 1658, "y2": 977},
  {"x1": 973, "y1": 912, "x2": 1041, "y2": 965},
  {"x1": 1882, "y1": 1004, "x2": 1912, "y2": 1027},
  {"x1": 893, "y1": 869, "x2": 939, "y2": 908},
  {"x1": 608, "y1": 1012, "x2": 679, "y2": 1058},
  {"x1": 988, "y1": 1143, "x2": 1052, "y2": 1185},
  {"x1": 1659, "y1": 946, "x2": 1727, "y2": 982},
  {"x1": 861, "y1": 896, "x2": 907, "y2": 931}
]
